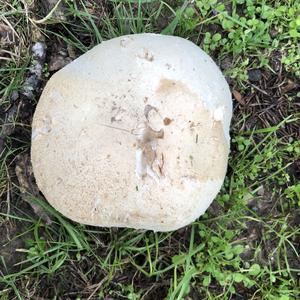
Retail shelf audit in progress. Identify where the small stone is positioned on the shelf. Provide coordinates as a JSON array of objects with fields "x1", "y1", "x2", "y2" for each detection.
[
  {"x1": 32, "y1": 42, "x2": 46, "y2": 60},
  {"x1": 248, "y1": 69, "x2": 262, "y2": 82},
  {"x1": 49, "y1": 55, "x2": 72, "y2": 72},
  {"x1": 11, "y1": 90, "x2": 19, "y2": 101}
]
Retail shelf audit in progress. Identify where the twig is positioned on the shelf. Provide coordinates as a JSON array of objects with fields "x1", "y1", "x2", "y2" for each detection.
[
  {"x1": 87, "y1": 278, "x2": 106, "y2": 300},
  {"x1": 250, "y1": 83, "x2": 269, "y2": 96},
  {"x1": 29, "y1": 0, "x2": 63, "y2": 24}
]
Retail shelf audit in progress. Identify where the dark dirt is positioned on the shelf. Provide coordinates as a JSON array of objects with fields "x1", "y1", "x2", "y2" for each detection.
[
  {"x1": 247, "y1": 69, "x2": 262, "y2": 82},
  {"x1": 0, "y1": 222, "x2": 26, "y2": 274},
  {"x1": 231, "y1": 72, "x2": 300, "y2": 141},
  {"x1": 0, "y1": 202, "x2": 35, "y2": 275}
]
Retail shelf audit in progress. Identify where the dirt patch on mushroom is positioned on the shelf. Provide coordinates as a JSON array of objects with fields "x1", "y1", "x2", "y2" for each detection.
[{"x1": 156, "y1": 78, "x2": 198, "y2": 97}]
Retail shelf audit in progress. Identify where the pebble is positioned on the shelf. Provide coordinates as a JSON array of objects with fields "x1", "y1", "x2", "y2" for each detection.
[{"x1": 248, "y1": 69, "x2": 262, "y2": 82}]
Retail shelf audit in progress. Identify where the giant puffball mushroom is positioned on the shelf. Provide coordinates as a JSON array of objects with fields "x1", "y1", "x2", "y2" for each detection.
[{"x1": 31, "y1": 34, "x2": 232, "y2": 232}]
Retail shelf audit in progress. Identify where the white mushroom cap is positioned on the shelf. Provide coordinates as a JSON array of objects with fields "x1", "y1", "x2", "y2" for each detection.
[{"x1": 31, "y1": 33, "x2": 232, "y2": 231}]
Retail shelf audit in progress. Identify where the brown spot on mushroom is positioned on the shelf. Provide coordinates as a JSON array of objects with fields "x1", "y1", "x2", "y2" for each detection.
[
  {"x1": 163, "y1": 117, "x2": 172, "y2": 125},
  {"x1": 156, "y1": 79, "x2": 176, "y2": 94},
  {"x1": 156, "y1": 78, "x2": 197, "y2": 97},
  {"x1": 130, "y1": 211, "x2": 144, "y2": 220}
]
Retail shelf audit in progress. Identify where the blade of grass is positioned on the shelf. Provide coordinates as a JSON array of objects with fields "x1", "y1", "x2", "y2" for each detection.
[{"x1": 161, "y1": 0, "x2": 188, "y2": 35}]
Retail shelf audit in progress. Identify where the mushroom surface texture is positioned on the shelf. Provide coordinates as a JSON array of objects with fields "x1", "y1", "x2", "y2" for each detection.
[{"x1": 31, "y1": 33, "x2": 232, "y2": 232}]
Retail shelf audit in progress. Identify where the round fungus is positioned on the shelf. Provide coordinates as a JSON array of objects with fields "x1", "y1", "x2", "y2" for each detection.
[{"x1": 31, "y1": 33, "x2": 232, "y2": 231}]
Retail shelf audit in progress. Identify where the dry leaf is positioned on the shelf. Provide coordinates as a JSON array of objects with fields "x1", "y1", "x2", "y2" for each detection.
[
  {"x1": 232, "y1": 89, "x2": 245, "y2": 105},
  {"x1": 0, "y1": 23, "x2": 15, "y2": 45},
  {"x1": 281, "y1": 79, "x2": 299, "y2": 93}
]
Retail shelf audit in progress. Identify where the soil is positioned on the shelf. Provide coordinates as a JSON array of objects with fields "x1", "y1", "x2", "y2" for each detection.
[{"x1": 0, "y1": 202, "x2": 35, "y2": 275}]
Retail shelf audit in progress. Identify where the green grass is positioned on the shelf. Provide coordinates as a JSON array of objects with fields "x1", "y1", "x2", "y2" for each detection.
[
  {"x1": 0, "y1": 0, "x2": 299, "y2": 299},
  {"x1": 0, "y1": 0, "x2": 30, "y2": 108}
]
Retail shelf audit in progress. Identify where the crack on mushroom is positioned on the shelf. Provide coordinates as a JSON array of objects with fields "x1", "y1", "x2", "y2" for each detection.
[
  {"x1": 133, "y1": 106, "x2": 165, "y2": 182},
  {"x1": 96, "y1": 117, "x2": 167, "y2": 183},
  {"x1": 91, "y1": 197, "x2": 102, "y2": 216},
  {"x1": 157, "y1": 153, "x2": 164, "y2": 175},
  {"x1": 144, "y1": 104, "x2": 158, "y2": 120},
  {"x1": 56, "y1": 177, "x2": 63, "y2": 185},
  {"x1": 98, "y1": 123, "x2": 133, "y2": 134}
]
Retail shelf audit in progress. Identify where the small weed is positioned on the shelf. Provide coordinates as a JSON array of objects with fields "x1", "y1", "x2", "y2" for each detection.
[{"x1": 177, "y1": 0, "x2": 300, "y2": 81}]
